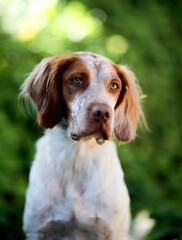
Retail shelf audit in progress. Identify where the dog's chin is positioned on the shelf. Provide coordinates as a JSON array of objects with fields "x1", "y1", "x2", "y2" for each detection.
[{"x1": 71, "y1": 129, "x2": 112, "y2": 145}]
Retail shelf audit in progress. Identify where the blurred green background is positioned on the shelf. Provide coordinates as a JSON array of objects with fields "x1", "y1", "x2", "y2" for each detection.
[{"x1": 0, "y1": 0, "x2": 181, "y2": 239}]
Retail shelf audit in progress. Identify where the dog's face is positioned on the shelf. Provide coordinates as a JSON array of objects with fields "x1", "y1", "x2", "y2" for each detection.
[
  {"x1": 61, "y1": 53, "x2": 122, "y2": 144},
  {"x1": 22, "y1": 52, "x2": 143, "y2": 144}
]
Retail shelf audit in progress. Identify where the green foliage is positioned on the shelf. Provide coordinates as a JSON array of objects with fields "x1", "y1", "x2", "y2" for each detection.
[
  {"x1": 0, "y1": 32, "x2": 40, "y2": 239},
  {"x1": 0, "y1": 0, "x2": 181, "y2": 239}
]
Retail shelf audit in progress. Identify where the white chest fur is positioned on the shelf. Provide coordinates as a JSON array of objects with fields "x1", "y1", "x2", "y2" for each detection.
[{"x1": 24, "y1": 126, "x2": 130, "y2": 239}]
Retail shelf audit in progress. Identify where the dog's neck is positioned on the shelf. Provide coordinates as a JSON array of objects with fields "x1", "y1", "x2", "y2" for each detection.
[
  {"x1": 41, "y1": 124, "x2": 113, "y2": 200},
  {"x1": 44, "y1": 124, "x2": 101, "y2": 179}
]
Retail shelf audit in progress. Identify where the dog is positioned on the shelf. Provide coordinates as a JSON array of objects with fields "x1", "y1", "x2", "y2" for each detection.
[{"x1": 22, "y1": 52, "x2": 144, "y2": 239}]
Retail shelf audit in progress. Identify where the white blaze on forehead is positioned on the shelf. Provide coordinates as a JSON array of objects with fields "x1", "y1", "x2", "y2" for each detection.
[
  {"x1": 83, "y1": 54, "x2": 116, "y2": 86},
  {"x1": 75, "y1": 51, "x2": 111, "y2": 61},
  {"x1": 78, "y1": 53, "x2": 114, "y2": 78},
  {"x1": 70, "y1": 52, "x2": 118, "y2": 110},
  {"x1": 78, "y1": 53, "x2": 118, "y2": 107}
]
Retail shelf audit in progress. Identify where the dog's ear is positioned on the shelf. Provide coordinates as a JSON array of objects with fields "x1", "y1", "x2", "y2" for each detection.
[
  {"x1": 114, "y1": 65, "x2": 144, "y2": 142},
  {"x1": 22, "y1": 56, "x2": 69, "y2": 128}
]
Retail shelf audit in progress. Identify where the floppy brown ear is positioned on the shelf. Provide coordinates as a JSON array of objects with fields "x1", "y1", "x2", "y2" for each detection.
[
  {"x1": 114, "y1": 65, "x2": 144, "y2": 142},
  {"x1": 21, "y1": 56, "x2": 68, "y2": 128}
]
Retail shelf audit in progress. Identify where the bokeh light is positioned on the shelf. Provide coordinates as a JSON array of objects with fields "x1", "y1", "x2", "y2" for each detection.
[{"x1": 106, "y1": 34, "x2": 129, "y2": 55}]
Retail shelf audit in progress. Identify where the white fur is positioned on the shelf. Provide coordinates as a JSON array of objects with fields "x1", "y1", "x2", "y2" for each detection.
[{"x1": 24, "y1": 125, "x2": 130, "y2": 239}]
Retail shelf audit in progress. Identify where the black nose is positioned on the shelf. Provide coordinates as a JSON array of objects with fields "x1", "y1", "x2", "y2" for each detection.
[{"x1": 91, "y1": 104, "x2": 112, "y2": 123}]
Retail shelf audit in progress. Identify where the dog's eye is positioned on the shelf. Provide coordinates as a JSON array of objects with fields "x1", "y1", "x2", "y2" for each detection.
[
  {"x1": 110, "y1": 82, "x2": 119, "y2": 90},
  {"x1": 71, "y1": 77, "x2": 83, "y2": 85}
]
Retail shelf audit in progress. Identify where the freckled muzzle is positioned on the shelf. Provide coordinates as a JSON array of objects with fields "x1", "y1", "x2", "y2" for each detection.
[{"x1": 71, "y1": 103, "x2": 113, "y2": 145}]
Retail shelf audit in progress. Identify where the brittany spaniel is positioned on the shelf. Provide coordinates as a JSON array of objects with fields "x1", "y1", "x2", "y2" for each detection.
[{"x1": 22, "y1": 52, "x2": 144, "y2": 240}]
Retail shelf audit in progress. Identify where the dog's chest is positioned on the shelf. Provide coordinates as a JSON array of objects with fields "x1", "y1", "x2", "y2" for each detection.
[
  {"x1": 25, "y1": 133, "x2": 129, "y2": 239},
  {"x1": 35, "y1": 146, "x2": 114, "y2": 239},
  {"x1": 42, "y1": 140, "x2": 102, "y2": 220},
  {"x1": 45, "y1": 143, "x2": 94, "y2": 200}
]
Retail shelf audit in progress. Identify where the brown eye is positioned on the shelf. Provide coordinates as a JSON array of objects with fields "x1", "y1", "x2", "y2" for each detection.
[
  {"x1": 71, "y1": 77, "x2": 83, "y2": 85},
  {"x1": 110, "y1": 82, "x2": 119, "y2": 90}
]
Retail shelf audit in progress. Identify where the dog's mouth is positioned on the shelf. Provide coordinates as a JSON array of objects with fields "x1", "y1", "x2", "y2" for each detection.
[{"x1": 71, "y1": 129, "x2": 111, "y2": 145}]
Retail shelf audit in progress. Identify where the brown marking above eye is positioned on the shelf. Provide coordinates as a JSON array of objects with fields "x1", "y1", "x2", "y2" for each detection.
[{"x1": 61, "y1": 58, "x2": 91, "y2": 106}]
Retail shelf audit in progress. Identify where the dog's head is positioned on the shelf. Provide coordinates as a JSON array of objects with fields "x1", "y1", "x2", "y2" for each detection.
[{"x1": 22, "y1": 52, "x2": 144, "y2": 144}]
